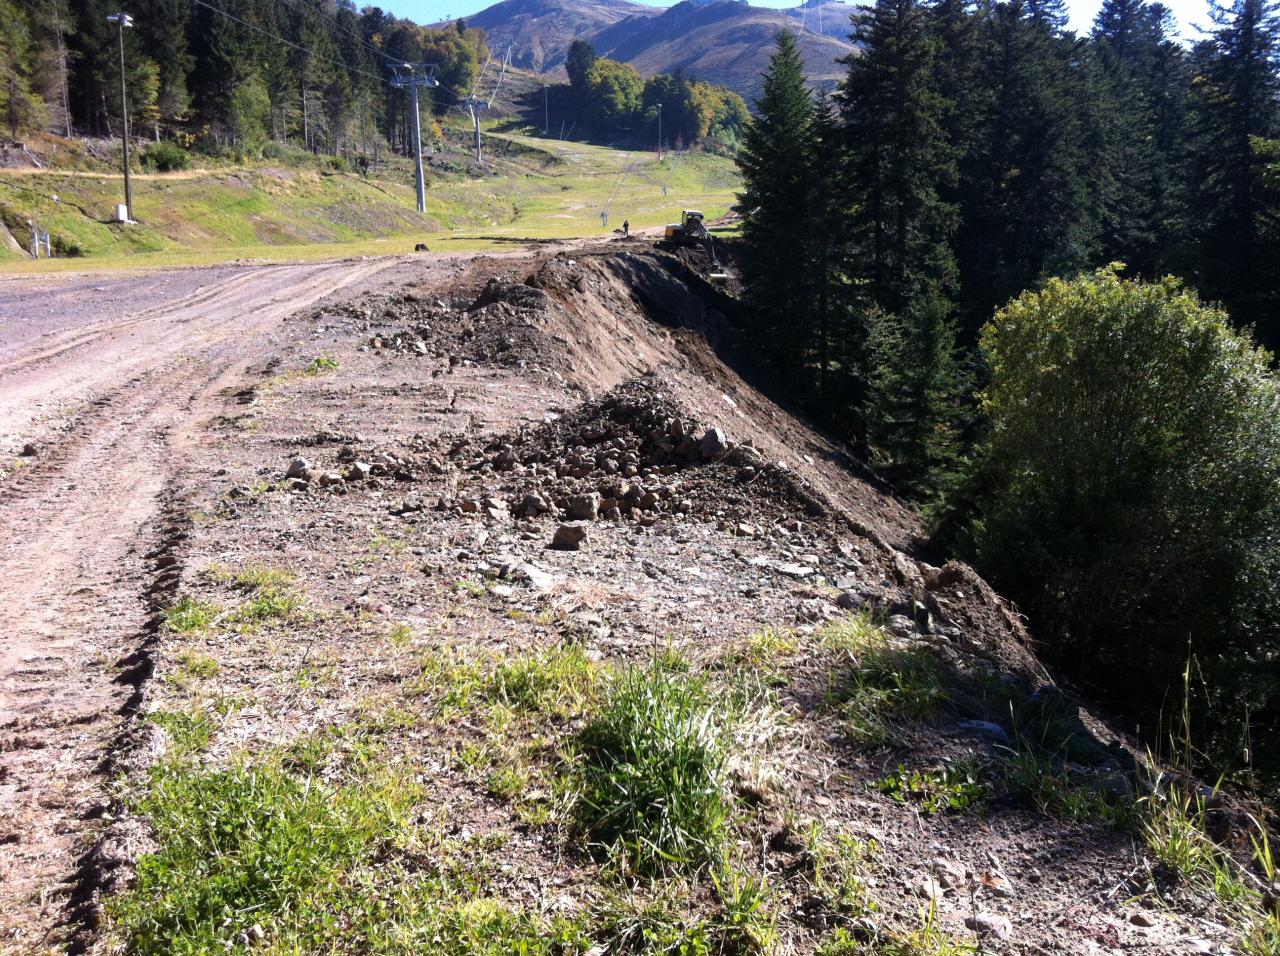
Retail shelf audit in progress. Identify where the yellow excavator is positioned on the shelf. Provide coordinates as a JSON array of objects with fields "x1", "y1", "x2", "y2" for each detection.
[{"x1": 661, "y1": 210, "x2": 716, "y2": 261}]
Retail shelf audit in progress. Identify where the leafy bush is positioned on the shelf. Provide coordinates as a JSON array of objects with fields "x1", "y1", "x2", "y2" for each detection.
[
  {"x1": 574, "y1": 660, "x2": 728, "y2": 875},
  {"x1": 946, "y1": 266, "x2": 1280, "y2": 769},
  {"x1": 140, "y1": 140, "x2": 191, "y2": 172}
]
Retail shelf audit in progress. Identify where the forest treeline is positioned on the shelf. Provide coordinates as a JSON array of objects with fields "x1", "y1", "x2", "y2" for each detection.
[
  {"x1": 543, "y1": 39, "x2": 750, "y2": 149},
  {"x1": 3, "y1": 0, "x2": 489, "y2": 157},
  {"x1": 0, "y1": 1, "x2": 751, "y2": 160},
  {"x1": 738, "y1": 2, "x2": 1280, "y2": 782}
]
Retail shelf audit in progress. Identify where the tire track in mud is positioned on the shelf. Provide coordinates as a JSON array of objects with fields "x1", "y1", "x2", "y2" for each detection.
[{"x1": 0, "y1": 256, "x2": 404, "y2": 954}]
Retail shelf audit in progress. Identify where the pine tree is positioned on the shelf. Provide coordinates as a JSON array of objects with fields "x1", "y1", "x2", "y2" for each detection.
[
  {"x1": 865, "y1": 290, "x2": 969, "y2": 493},
  {"x1": 0, "y1": 0, "x2": 45, "y2": 137},
  {"x1": 736, "y1": 31, "x2": 820, "y2": 375},
  {"x1": 808, "y1": 95, "x2": 869, "y2": 428},
  {"x1": 954, "y1": 0, "x2": 1096, "y2": 327},
  {"x1": 839, "y1": 0, "x2": 965, "y2": 488},
  {"x1": 840, "y1": 0, "x2": 958, "y2": 314},
  {"x1": 1092, "y1": 0, "x2": 1188, "y2": 276},
  {"x1": 1185, "y1": 0, "x2": 1280, "y2": 343}
]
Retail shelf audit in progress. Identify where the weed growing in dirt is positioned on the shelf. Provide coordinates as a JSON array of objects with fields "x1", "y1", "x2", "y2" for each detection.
[
  {"x1": 304, "y1": 355, "x2": 340, "y2": 375},
  {"x1": 386, "y1": 623, "x2": 414, "y2": 649},
  {"x1": 574, "y1": 658, "x2": 729, "y2": 876},
  {"x1": 1139, "y1": 781, "x2": 1280, "y2": 955},
  {"x1": 818, "y1": 902, "x2": 977, "y2": 955},
  {"x1": 163, "y1": 595, "x2": 220, "y2": 634},
  {"x1": 594, "y1": 868, "x2": 774, "y2": 955},
  {"x1": 719, "y1": 627, "x2": 798, "y2": 686},
  {"x1": 876, "y1": 763, "x2": 986, "y2": 815},
  {"x1": 232, "y1": 565, "x2": 295, "y2": 591},
  {"x1": 416, "y1": 642, "x2": 602, "y2": 720},
  {"x1": 820, "y1": 616, "x2": 948, "y2": 744},
  {"x1": 804, "y1": 821, "x2": 879, "y2": 918}
]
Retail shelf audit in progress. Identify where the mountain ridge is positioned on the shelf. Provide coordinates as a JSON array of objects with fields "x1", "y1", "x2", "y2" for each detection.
[{"x1": 449, "y1": 0, "x2": 858, "y2": 102}]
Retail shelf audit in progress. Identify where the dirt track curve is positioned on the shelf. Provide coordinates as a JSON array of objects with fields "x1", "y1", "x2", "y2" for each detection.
[{"x1": 0, "y1": 257, "x2": 414, "y2": 953}]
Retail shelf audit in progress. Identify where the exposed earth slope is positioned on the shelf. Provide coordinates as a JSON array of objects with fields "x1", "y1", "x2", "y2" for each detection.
[{"x1": 0, "y1": 244, "x2": 1259, "y2": 955}]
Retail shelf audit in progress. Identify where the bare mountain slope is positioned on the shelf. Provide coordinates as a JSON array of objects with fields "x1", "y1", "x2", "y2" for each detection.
[
  {"x1": 461, "y1": 0, "x2": 853, "y2": 102},
  {"x1": 457, "y1": 0, "x2": 662, "y2": 72},
  {"x1": 592, "y1": 0, "x2": 851, "y2": 100},
  {"x1": 785, "y1": 0, "x2": 862, "y2": 38}
]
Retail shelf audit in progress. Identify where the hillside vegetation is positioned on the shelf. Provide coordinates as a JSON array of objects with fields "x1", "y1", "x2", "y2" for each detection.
[{"x1": 0, "y1": 127, "x2": 740, "y2": 268}]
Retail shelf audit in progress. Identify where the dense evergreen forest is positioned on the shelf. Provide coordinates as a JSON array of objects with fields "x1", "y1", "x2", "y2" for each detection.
[
  {"x1": 738, "y1": 1, "x2": 1280, "y2": 784},
  {"x1": 3, "y1": 0, "x2": 498, "y2": 157}
]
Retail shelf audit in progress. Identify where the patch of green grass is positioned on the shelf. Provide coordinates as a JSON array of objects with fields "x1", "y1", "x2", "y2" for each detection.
[
  {"x1": 711, "y1": 863, "x2": 778, "y2": 954},
  {"x1": 998, "y1": 745, "x2": 1135, "y2": 826},
  {"x1": 594, "y1": 871, "x2": 773, "y2": 956},
  {"x1": 454, "y1": 578, "x2": 487, "y2": 598},
  {"x1": 876, "y1": 763, "x2": 986, "y2": 815},
  {"x1": 820, "y1": 617, "x2": 948, "y2": 744},
  {"x1": 720, "y1": 627, "x2": 797, "y2": 683},
  {"x1": 163, "y1": 595, "x2": 220, "y2": 634},
  {"x1": 233, "y1": 564, "x2": 296, "y2": 592},
  {"x1": 304, "y1": 356, "x2": 340, "y2": 375},
  {"x1": 175, "y1": 650, "x2": 218, "y2": 679},
  {"x1": 574, "y1": 658, "x2": 729, "y2": 876},
  {"x1": 223, "y1": 564, "x2": 301, "y2": 629},
  {"x1": 415, "y1": 642, "x2": 602, "y2": 721},
  {"x1": 1138, "y1": 782, "x2": 1280, "y2": 954},
  {"x1": 148, "y1": 709, "x2": 216, "y2": 758},
  {"x1": 107, "y1": 757, "x2": 588, "y2": 954},
  {"x1": 229, "y1": 588, "x2": 301, "y2": 627}
]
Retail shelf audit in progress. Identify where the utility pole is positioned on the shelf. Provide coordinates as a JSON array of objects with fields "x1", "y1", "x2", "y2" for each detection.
[
  {"x1": 389, "y1": 63, "x2": 439, "y2": 214},
  {"x1": 656, "y1": 102, "x2": 663, "y2": 160},
  {"x1": 543, "y1": 84, "x2": 549, "y2": 136},
  {"x1": 106, "y1": 11, "x2": 134, "y2": 222}
]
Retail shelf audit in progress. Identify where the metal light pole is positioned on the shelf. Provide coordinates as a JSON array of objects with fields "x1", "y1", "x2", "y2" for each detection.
[
  {"x1": 106, "y1": 12, "x2": 134, "y2": 222},
  {"x1": 389, "y1": 63, "x2": 439, "y2": 214}
]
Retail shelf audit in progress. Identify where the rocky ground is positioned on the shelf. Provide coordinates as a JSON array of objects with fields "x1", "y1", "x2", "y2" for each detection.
[{"x1": 1, "y1": 244, "x2": 1265, "y2": 955}]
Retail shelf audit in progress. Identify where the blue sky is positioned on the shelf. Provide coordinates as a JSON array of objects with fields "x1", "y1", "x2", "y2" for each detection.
[{"x1": 387, "y1": 0, "x2": 1217, "y2": 39}]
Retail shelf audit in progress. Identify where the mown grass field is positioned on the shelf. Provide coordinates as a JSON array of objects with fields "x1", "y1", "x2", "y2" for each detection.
[{"x1": 0, "y1": 124, "x2": 741, "y2": 273}]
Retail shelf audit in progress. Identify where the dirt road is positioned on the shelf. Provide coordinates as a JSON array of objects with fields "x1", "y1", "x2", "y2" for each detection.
[{"x1": 0, "y1": 257, "x2": 419, "y2": 953}]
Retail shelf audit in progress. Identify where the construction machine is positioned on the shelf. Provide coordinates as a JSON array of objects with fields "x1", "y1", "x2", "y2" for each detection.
[{"x1": 660, "y1": 210, "x2": 716, "y2": 261}]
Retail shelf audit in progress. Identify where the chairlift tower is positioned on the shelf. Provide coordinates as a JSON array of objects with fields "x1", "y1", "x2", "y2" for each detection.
[
  {"x1": 390, "y1": 63, "x2": 439, "y2": 213},
  {"x1": 465, "y1": 93, "x2": 487, "y2": 163}
]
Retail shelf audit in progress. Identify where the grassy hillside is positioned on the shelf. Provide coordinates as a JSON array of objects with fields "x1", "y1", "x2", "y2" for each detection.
[{"x1": 0, "y1": 126, "x2": 741, "y2": 272}]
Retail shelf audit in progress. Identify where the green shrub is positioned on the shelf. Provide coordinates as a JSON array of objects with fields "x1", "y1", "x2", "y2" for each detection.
[
  {"x1": 575, "y1": 660, "x2": 728, "y2": 875},
  {"x1": 945, "y1": 266, "x2": 1280, "y2": 769},
  {"x1": 140, "y1": 140, "x2": 191, "y2": 172}
]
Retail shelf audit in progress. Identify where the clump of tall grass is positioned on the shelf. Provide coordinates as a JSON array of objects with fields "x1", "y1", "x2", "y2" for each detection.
[{"x1": 574, "y1": 658, "x2": 730, "y2": 876}]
